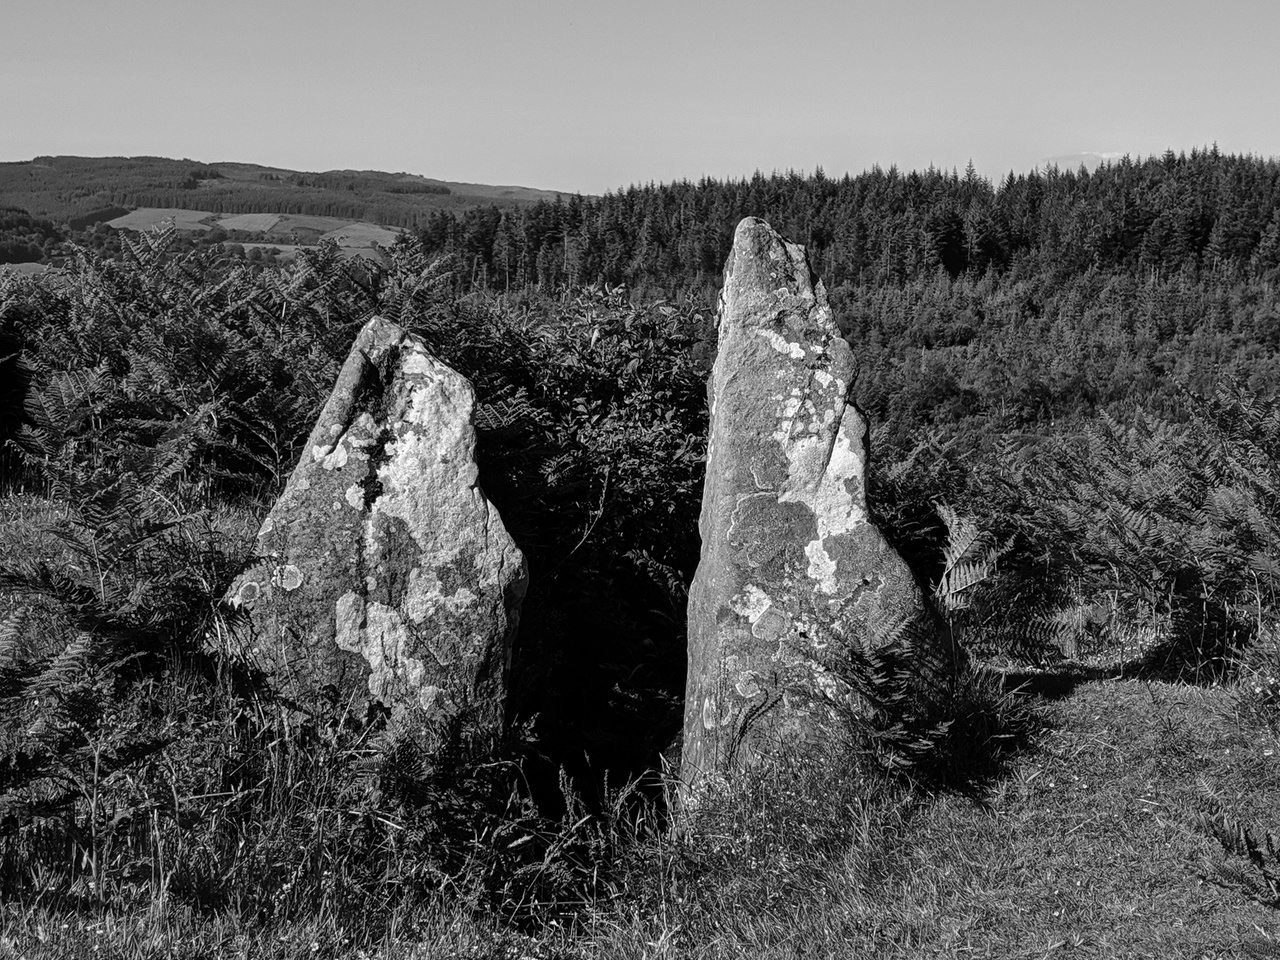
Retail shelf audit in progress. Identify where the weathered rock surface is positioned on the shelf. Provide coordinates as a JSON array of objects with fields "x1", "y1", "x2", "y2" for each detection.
[
  {"x1": 223, "y1": 317, "x2": 527, "y2": 744},
  {"x1": 682, "y1": 217, "x2": 951, "y2": 793}
]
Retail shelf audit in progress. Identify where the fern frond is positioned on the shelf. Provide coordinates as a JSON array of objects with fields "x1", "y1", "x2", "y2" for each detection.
[
  {"x1": 1197, "y1": 779, "x2": 1280, "y2": 902},
  {"x1": 937, "y1": 559, "x2": 997, "y2": 610},
  {"x1": 19, "y1": 634, "x2": 96, "y2": 704},
  {"x1": 0, "y1": 606, "x2": 33, "y2": 668},
  {"x1": 475, "y1": 384, "x2": 538, "y2": 434}
]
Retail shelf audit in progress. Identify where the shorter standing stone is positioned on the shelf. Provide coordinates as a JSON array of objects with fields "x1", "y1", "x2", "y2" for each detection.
[
  {"x1": 222, "y1": 317, "x2": 527, "y2": 746},
  {"x1": 682, "y1": 217, "x2": 955, "y2": 796}
]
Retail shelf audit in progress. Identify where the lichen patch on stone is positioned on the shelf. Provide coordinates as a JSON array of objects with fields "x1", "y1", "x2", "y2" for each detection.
[
  {"x1": 344, "y1": 483, "x2": 365, "y2": 511},
  {"x1": 418, "y1": 684, "x2": 444, "y2": 711},
  {"x1": 271, "y1": 565, "x2": 303, "y2": 591},
  {"x1": 402, "y1": 349, "x2": 441, "y2": 377},
  {"x1": 729, "y1": 584, "x2": 773, "y2": 623},
  {"x1": 364, "y1": 600, "x2": 423, "y2": 700},
  {"x1": 776, "y1": 414, "x2": 870, "y2": 595},
  {"x1": 320, "y1": 441, "x2": 349, "y2": 471},
  {"x1": 446, "y1": 587, "x2": 479, "y2": 613},
  {"x1": 804, "y1": 538, "x2": 839, "y2": 594},
  {"x1": 751, "y1": 607, "x2": 790, "y2": 642},
  {"x1": 759, "y1": 328, "x2": 806, "y2": 360}
]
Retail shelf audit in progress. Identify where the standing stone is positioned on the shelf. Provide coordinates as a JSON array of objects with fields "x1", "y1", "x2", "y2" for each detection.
[
  {"x1": 682, "y1": 218, "x2": 952, "y2": 794},
  {"x1": 223, "y1": 317, "x2": 527, "y2": 746}
]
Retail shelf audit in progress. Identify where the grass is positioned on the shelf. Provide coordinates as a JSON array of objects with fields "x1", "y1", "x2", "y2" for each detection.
[
  {"x1": 105, "y1": 209, "x2": 216, "y2": 232},
  {"x1": 0, "y1": 904, "x2": 579, "y2": 959},
  {"x1": 260, "y1": 215, "x2": 358, "y2": 235},
  {"x1": 5, "y1": 674, "x2": 1277, "y2": 958},
  {"x1": 0, "y1": 263, "x2": 49, "y2": 277},
  {"x1": 215, "y1": 214, "x2": 282, "y2": 232},
  {"x1": 99, "y1": 209, "x2": 396, "y2": 249},
  {"x1": 566, "y1": 677, "x2": 1280, "y2": 959},
  {"x1": 5, "y1": 489, "x2": 1280, "y2": 958},
  {"x1": 318, "y1": 223, "x2": 403, "y2": 247},
  {"x1": 895, "y1": 678, "x2": 1280, "y2": 958}
]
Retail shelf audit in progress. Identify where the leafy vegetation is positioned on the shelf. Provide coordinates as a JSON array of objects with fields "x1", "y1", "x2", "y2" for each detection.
[{"x1": 0, "y1": 208, "x2": 63, "y2": 265}]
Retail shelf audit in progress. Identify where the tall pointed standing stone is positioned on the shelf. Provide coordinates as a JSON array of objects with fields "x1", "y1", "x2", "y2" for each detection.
[
  {"x1": 682, "y1": 218, "x2": 951, "y2": 794},
  {"x1": 222, "y1": 317, "x2": 527, "y2": 747}
]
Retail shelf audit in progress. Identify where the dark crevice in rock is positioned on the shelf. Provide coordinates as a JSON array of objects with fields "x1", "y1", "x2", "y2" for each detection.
[
  {"x1": 360, "y1": 427, "x2": 393, "y2": 510},
  {"x1": 353, "y1": 342, "x2": 403, "y2": 426},
  {"x1": 351, "y1": 346, "x2": 402, "y2": 581}
]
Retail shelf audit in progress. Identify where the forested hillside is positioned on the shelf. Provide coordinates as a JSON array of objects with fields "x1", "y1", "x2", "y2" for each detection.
[
  {"x1": 423, "y1": 147, "x2": 1280, "y2": 289},
  {"x1": 416, "y1": 148, "x2": 1280, "y2": 434},
  {"x1": 0, "y1": 155, "x2": 569, "y2": 227}
]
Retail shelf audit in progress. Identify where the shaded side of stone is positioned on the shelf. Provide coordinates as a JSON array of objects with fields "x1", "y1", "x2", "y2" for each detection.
[
  {"x1": 682, "y1": 217, "x2": 946, "y2": 794},
  {"x1": 223, "y1": 317, "x2": 527, "y2": 744}
]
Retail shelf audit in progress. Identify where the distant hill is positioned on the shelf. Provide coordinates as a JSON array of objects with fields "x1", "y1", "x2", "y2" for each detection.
[
  {"x1": 0, "y1": 156, "x2": 575, "y2": 227},
  {"x1": 99, "y1": 208, "x2": 408, "y2": 263}
]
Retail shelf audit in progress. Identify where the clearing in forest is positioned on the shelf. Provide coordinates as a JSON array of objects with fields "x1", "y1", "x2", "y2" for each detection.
[
  {"x1": 319, "y1": 221, "x2": 403, "y2": 247},
  {"x1": 216, "y1": 212, "x2": 281, "y2": 232},
  {"x1": 106, "y1": 207, "x2": 214, "y2": 231}
]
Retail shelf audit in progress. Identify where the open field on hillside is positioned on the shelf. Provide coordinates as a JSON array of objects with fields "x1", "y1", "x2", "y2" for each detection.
[
  {"x1": 101, "y1": 208, "x2": 405, "y2": 257},
  {"x1": 320, "y1": 222, "x2": 402, "y2": 247},
  {"x1": 107, "y1": 207, "x2": 214, "y2": 232},
  {"x1": 0, "y1": 262, "x2": 49, "y2": 276},
  {"x1": 215, "y1": 212, "x2": 281, "y2": 232},
  {"x1": 252, "y1": 214, "x2": 354, "y2": 235}
]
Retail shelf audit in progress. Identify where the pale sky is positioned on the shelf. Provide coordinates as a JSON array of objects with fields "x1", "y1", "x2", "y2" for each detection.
[{"x1": 3, "y1": 0, "x2": 1278, "y2": 195}]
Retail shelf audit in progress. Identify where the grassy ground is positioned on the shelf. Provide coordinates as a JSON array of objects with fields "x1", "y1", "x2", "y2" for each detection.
[
  {"x1": 561, "y1": 676, "x2": 1280, "y2": 959},
  {"x1": 865, "y1": 676, "x2": 1280, "y2": 959},
  {"x1": 2, "y1": 676, "x2": 1278, "y2": 958}
]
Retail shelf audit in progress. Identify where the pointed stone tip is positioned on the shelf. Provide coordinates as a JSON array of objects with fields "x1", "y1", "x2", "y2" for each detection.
[
  {"x1": 355, "y1": 314, "x2": 410, "y2": 354},
  {"x1": 724, "y1": 217, "x2": 816, "y2": 312},
  {"x1": 731, "y1": 217, "x2": 790, "y2": 261},
  {"x1": 732, "y1": 215, "x2": 774, "y2": 242},
  {"x1": 360, "y1": 313, "x2": 404, "y2": 337}
]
